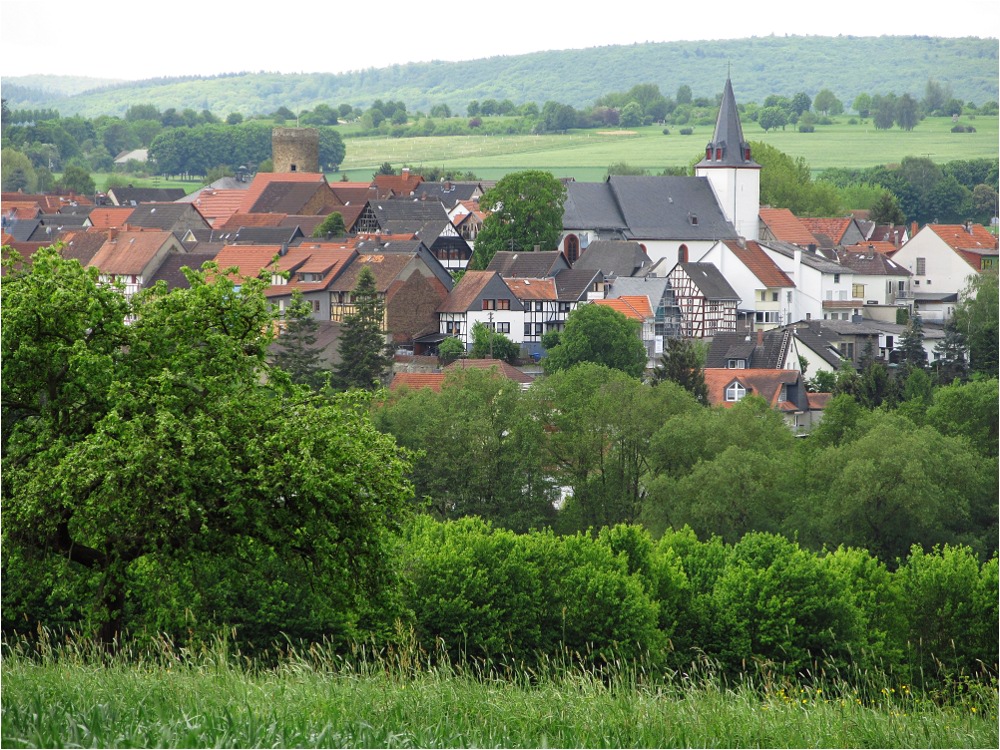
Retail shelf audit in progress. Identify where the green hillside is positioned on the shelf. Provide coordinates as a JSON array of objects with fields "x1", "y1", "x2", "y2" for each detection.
[{"x1": 3, "y1": 36, "x2": 997, "y2": 118}]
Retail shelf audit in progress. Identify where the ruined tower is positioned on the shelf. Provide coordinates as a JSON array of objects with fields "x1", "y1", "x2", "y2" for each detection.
[{"x1": 271, "y1": 127, "x2": 320, "y2": 174}]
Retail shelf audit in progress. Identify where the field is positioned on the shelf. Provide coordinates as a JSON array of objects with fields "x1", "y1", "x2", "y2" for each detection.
[
  {"x1": 96, "y1": 115, "x2": 998, "y2": 194},
  {"x1": 331, "y1": 115, "x2": 1000, "y2": 182},
  {"x1": 2, "y1": 640, "x2": 997, "y2": 749}
]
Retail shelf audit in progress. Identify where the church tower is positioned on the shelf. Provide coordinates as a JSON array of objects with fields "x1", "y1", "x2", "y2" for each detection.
[{"x1": 695, "y1": 76, "x2": 760, "y2": 240}]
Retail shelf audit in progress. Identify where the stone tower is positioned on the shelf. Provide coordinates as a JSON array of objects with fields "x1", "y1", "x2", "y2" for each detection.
[
  {"x1": 695, "y1": 77, "x2": 760, "y2": 241},
  {"x1": 271, "y1": 127, "x2": 320, "y2": 173}
]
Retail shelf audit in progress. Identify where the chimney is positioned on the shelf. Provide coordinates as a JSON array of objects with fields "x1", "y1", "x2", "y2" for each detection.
[{"x1": 757, "y1": 329, "x2": 764, "y2": 346}]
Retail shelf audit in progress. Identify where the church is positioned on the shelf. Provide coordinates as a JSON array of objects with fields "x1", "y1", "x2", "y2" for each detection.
[{"x1": 558, "y1": 76, "x2": 761, "y2": 268}]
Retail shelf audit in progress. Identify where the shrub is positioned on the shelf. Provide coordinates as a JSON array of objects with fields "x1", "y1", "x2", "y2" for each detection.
[
  {"x1": 798, "y1": 124, "x2": 815, "y2": 133},
  {"x1": 662, "y1": 128, "x2": 670, "y2": 135},
  {"x1": 679, "y1": 127, "x2": 694, "y2": 135}
]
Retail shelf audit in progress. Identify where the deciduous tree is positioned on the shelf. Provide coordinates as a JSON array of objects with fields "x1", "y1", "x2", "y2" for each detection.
[{"x1": 542, "y1": 303, "x2": 647, "y2": 379}]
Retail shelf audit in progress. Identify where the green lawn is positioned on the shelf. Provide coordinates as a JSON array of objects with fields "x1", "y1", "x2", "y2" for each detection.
[{"x1": 332, "y1": 115, "x2": 999, "y2": 182}]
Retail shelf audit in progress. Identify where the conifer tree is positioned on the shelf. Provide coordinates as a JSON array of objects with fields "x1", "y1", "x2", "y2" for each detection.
[
  {"x1": 334, "y1": 266, "x2": 394, "y2": 390},
  {"x1": 897, "y1": 314, "x2": 928, "y2": 371},
  {"x1": 651, "y1": 337, "x2": 708, "y2": 404},
  {"x1": 271, "y1": 289, "x2": 327, "y2": 391}
]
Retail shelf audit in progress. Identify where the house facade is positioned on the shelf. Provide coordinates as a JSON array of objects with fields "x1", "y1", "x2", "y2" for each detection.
[
  {"x1": 697, "y1": 239, "x2": 795, "y2": 331},
  {"x1": 667, "y1": 262, "x2": 740, "y2": 338},
  {"x1": 436, "y1": 270, "x2": 525, "y2": 350}
]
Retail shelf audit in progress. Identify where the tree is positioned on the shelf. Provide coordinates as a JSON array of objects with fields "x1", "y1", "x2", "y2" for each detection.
[
  {"x1": 312, "y1": 211, "x2": 347, "y2": 238},
  {"x1": 790, "y1": 92, "x2": 812, "y2": 116},
  {"x1": 676, "y1": 85, "x2": 692, "y2": 105},
  {"x1": 437, "y1": 336, "x2": 465, "y2": 365},
  {"x1": 651, "y1": 337, "x2": 708, "y2": 404},
  {"x1": 952, "y1": 270, "x2": 999, "y2": 376},
  {"x1": 852, "y1": 93, "x2": 872, "y2": 118},
  {"x1": 271, "y1": 289, "x2": 327, "y2": 391},
  {"x1": 872, "y1": 93, "x2": 898, "y2": 130},
  {"x1": 922, "y1": 78, "x2": 950, "y2": 115},
  {"x1": 57, "y1": 164, "x2": 95, "y2": 195},
  {"x1": 813, "y1": 89, "x2": 843, "y2": 116},
  {"x1": 1, "y1": 248, "x2": 412, "y2": 643},
  {"x1": 334, "y1": 266, "x2": 394, "y2": 390},
  {"x1": 932, "y1": 319, "x2": 969, "y2": 384},
  {"x1": 869, "y1": 191, "x2": 906, "y2": 225},
  {"x1": 542, "y1": 304, "x2": 647, "y2": 379},
  {"x1": 619, "y1": 101, "x2": 643, "y2": 127},
  {"x1": 896, "y1": 314, "x2": 927, "y2": 370},
  {"x1": 750, "y1": 141, "x2": 844, "y2": 216},
  {"x1": 895, "y1": 93, "x2": 919, "y2": 131},
  {"x1": 469, "y1": 320, "x2": 520, "y2": 364},
  {"x1": 469, "y1": 170, "x2": 568, "y2": 270},
  {"x1": 1, "y1": 147, "x2": 37, "y2": 192},
  {"x1": 757, "y1": 106, "x2": 787, "y2": 132}
]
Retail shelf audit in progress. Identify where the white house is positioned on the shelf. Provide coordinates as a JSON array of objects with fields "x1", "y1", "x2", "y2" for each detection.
[
  {"x1": 758, "y1": 240, "x2": 858, "y2": 323},
  {"x1": 696, "y1": 239, "x2": 795, "y2": 330},
  {"x1": 436, "y1": 270, "x2": 524, "y2": 350}
]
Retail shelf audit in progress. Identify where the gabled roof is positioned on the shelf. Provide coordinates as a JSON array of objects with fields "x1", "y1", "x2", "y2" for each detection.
[
  {"x1": 703, "y1": 368, "x2": 802, "y2": 410},
  {"x1": 145, "y1": 252, "x2": 217, "y2": 290},
  {"x1": 225, "y1": 226, "x2": 305, "y2": 245},
  {"x1": 367, "y1": 198, "x2": 452, "y2": 231},
  {"x1": 5, "y1": 219, "x2": 41, "y2": 242},
  {"x1": 504, "y1": 277, "x2": 558, "y2": 301},
  {"x1": 249, "y1": 181, "x2": 334, "y2": 215},
  {"x1": 761, "y1": 240, "x2": 849, "y2": 275},
  {"x1": 372, "y1": 171, "x2": 425, "y2": 198},
  {"x1": 437, "y1": 270, "x2": 503, "y2": 313},
  {"x1": 328, "y1": 248, "x2": 426, "y2": 293},
  {"x1": 123, "y1": 202, "x2": 210, "y2": 231},
  {"x1": 86, "y1": 207, "x2": 135, "y2": 229},
  {"x1": 705, "y1": 329, "x2": 791, "y2": 369},
  {"x1": 2, "y1": 201, "x2": 42, "y2": 220},
  {"x1": 107, "y1": 187, "x2": 186, "y2": 206},
  {"x1": 88, "y1": 230, "x2": 179, "y2": 275},
  {"x1": 799, "y1": 217, "x2": 856, "y2": 248},
  {"x1": 211, "y1": 244, "x2": 284, "y2": 279},
  {"x1": 572, "y1": 240, "x2": 652, "y2": 277},
  {"x1": 444, "y1": 358, "x2": 534, "y2": 384},
  {"x1": 758, "y1": 207, "x2": 820, "y2": 246},
  {"x1": 411, "y1": 181, "x2": 483, "y2": 207},
  {"x1": 674, "y1": 262, "x2": 740, "y2": 300},
  {"x1": 848, "y1": 241, "x2": 900, "y2": 255},
  {"x1": 591, "y1": 295, "x2": 653, "y2": 320},
  {"x1": 220, "y1": 212, "x2": 288, "y2": 230},
  {"x1": 925, "y1": 223, "x2": 999, "y2": 269},
  {"x1": 834, "y1": 248, "x2": 911, "y2": 276},
  {"x1": 487, "y1": 250, "x2": 570, "y2": 278},
  {"x1": 238, "y1": 172, "x2": 327, "y2": 214},
  {"x1": 58, "y1": 230, "x2": 110, "y2": 266},
  {"x1": 189, "y1": 189, "x2": 247, "y2": 228},
  {"x1": 553, "y1": 268, "x2": 603, "y2": 301},
  {"x1": 721, "y1": 239, "x2": 795, "y2": 288},
  {"x1": 389, "y1": 372, "x2": 446, "y2": 392},
  {"x1": 329, "y1": 183, "x2": 377, "y2": 205}
]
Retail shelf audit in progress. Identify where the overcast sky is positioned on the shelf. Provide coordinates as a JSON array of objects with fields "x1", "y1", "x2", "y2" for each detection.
[{"x1": 2, "y1": 0, "x2": 998, "y2": 81}]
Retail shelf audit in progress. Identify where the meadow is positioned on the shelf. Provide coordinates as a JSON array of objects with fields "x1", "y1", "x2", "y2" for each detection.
[
  {"x1": 2, "y1": 637, "x2": 997, "y2": 749},
  {"x1": 96, "y1": 115, "x2": 998, "y2": 193}
]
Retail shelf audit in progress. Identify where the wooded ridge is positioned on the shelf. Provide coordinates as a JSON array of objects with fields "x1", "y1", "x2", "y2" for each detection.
[{"x1": 4, "y1": 35, "x2": 997, "y2": 118}]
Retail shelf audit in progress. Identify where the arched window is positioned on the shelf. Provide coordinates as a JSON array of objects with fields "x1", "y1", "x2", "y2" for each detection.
[
  {"x1": 678, "y1": 244, "x2": 689, "y2": 264},
  {"x1": 725, "y1": 381, "x2": 747, "y2": 402},
  {"x1": 565, "y1": 234, "x2": 580, "y2": 264}
]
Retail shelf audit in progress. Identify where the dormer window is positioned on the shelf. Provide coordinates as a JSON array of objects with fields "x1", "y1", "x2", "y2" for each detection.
[
  {"x1": 706, "y1": 146, "x2": 712, "y2": 160},
  {"x1": 715, "y1": 148, "x2": 723, "y2": 160},
  {"x1": 727, "y1": 359, "x2": 747, "y2": 369},
  {"x1": 725, "y1": 382, "x2": 747, "y2": 402}
]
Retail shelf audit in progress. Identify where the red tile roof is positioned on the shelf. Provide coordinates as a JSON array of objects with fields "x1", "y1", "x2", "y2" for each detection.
[
  {"x1": 592, "y1": 296, "x2": 652, "y2": 320},
  {"x1": 703, "y1": 368, "x2": 801, "y2": 409},
  {"x1": 372, "y1": 172, "x2": 424, "y2": 198},
  {"x1": 190, "y1": 189, "x2": 246, "y2": 229},
  {"x1": 759, "y1": 207, "x2": 818, "y2": 246},
  {"x1": 88, "y1": 230, "x2": 176, "y2": 275},
  {"x1": 722, "y1": 239, "x2": 795, "y2": 288},
  {"x1": 927, "y1": 223, "x2": 999, "y2": 270},
  {"x1": 86, "y1": 207, "x2": 134, "y2": 229},
  {"x1": 238, "y1": 172, "x2": 327, "y2": 214},
  {"x1": 220, "y1": 212, "x2": 289, "y2": 230},
  {"x1": 211, "y1": 244, "x2": 284, "y2": 280},
  {"x1": 799, "y1": 217, "x2": 853, "y2": 246},
  {"x1": 389, "y1": 372, "x2": 446, "y2": 392},
  {"x1": 505, "y1": 277, "x2": 557, "y2": 300},
  {"x1": 444, "y1": 359, "x2": 534, "y2": 384}
]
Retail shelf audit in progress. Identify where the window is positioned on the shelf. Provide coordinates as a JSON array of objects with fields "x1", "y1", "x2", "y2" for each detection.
[
  {"x1": 524, "y1": 323, "x2": 533, "y2": 336},
  {"x1": 786, "y1": 291, "x2": 792, "y2": 303},
  {"x1": 678, "y1": 244, "x2": 689, "y2": 263},
  {"x1": 534, "y1": 323, "x2": 543, "y2": 335},
  {"x1": 497, "y1": 298, "x2": 511, "y2": 311},
  {"x1": 833, "y1": 274, "x2": 841, "y2": 284},
  {"x1": 497, "y1": 322, "x2": 510, "y2": 334},
  {"x1": 755, "y1": 311, "x2": 780, "y2": 324},
  {"x1": 983, "y1": 257, "x2": 998, "y2": 270},
  {"x1": 727, "y1": 358, "x2": 747, "y2": 369},
  {"x1": 851, "y1": 284, "x2": 863, "y2": 298},
  {"x1": 444, "y1": 320, "x2": 462, "y2": 335},
  {"x1": 916, "y1": 258, "x2": 926, "y2": 275},
  {"x1": 838, "y1": 342, "x2": 855, "y2": 359},
  {"x1": 482, "y1": 299, "x2": 496, "y2": 310},
  {"x1": 758, "y1": 290, "x2": 767, "y2": 302},
  {"x1": 558, "y1": 302, "x2": 572, "y2": 313},
  {"x1": 535, "y1": 301, "x2": 545, "y2": 312},
  {"x1": 725, "y1": 382, "x2": 747, "y2": 402},
  {"x1": 772, "y1": 291, "x2": 779, "y2": 302},
  {"x1": 310, "y1": 299, "x2": 320, "y2": 313},
  {"x1": 885, "y1": 335, "x2": 894, "y2": 350}
]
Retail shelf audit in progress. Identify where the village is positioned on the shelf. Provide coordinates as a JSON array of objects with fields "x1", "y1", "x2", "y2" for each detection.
[{"x1": 3, "y1": 76, "x2": 997, "y2": 432}]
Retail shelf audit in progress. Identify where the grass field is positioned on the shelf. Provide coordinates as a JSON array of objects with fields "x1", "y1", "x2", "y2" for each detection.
[
  {"x1": 331, "y1": 115, "x2": 999, "y2": 182},
  {"x1": 2, "y1": 638, "x2": 997, "y2": 748}
]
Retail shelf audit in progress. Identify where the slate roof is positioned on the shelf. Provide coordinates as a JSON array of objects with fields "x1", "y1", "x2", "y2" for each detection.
[
  {"x1": 123, "y1": 202, "x2": 210, "y2": 231},
  {"x1": 437, "y1": 270, "x2": 500, "y2": 313},
  {"x1": 834, "y1": 248, "x2": 911, "y2": 276},
  {"x1": 572, "y1": 240, "x2": 652, "y2": 277},
  {"x1": 225, "y1": 226, "x2": 305, "y2": 245},
  {"x1": 605, "y1": 275, "x2": 671, "y2": 306},
  {"x1": 695, "y1": 77, "x2": 759, "y2": 170},
  {"x1": 4, "y1": 219, "x2": 39, "y2": 242},
  {"x1": 677, "y1": 262, "x2": 740, "y2": 300},
  {"x1": 721, "y1": 239, "x2": 795, "y2": 288},
  {"x1": 487, "y1": 250, "x2": 569, "y2": 278},
  {"x1": 564, "y1": 175, "x2": 738, "y2": 241},
  {"x1": 705, "y1": 329, "x2": 791, "y2": 369},
  {"x1": 368, "y1": 198, "x2": 452, "y2": 231},
  {"x1": 108, "y1": 187, "x2": 186, "y2": 206},
  {"x1": 145, "y1": 252, "x2": 218, "y2": 290},
  {"x1": 758, "y1": 207, "x2": 819, "y2": 246},
  {"x1": 761, "y1": 240, "x2": 848, "y2": 274},
  {"x1": 553, "y1": 268, "x2": 603, "y2": 301},
  {"x1": 411, "y1": 181, "x2": 482, "y2": 207}
]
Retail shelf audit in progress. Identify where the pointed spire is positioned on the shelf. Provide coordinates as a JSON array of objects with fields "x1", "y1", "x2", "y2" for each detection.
[{"x1": 696, "y1": 76, "x2": 757, "y2": 168}]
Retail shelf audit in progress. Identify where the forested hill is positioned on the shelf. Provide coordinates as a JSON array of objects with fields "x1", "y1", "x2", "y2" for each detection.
[{"x1": 4, "y1": 35, "x2": 997, "y2": 118}]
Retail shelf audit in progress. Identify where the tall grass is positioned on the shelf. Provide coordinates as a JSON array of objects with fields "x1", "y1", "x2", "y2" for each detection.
[{"x1": 3, "y1": 632, "x2": 996, "y2": 748}]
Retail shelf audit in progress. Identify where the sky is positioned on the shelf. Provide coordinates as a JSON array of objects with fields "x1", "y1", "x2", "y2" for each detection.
[{"x1": 2, "y1": 0, "x2": 999, "y2": 81}]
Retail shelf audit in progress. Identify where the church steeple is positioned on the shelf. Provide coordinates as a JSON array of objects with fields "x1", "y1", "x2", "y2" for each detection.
[
  {"x1": 695, "y1": 75, "x2": 760, "y2": 240},
  {"x1": 697, "y1": 76, "x2": 757, "y2": 168}
]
